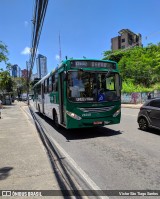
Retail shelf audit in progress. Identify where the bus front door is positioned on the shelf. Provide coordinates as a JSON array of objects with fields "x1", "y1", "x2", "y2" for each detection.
[{"x1": 59, "y1": 72, "x2": 65, "y2": 125}]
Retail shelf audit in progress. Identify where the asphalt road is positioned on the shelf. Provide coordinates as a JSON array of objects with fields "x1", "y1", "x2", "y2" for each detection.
[{"x1": 31, "y1": 106, "x2": 160, "y2": 199}]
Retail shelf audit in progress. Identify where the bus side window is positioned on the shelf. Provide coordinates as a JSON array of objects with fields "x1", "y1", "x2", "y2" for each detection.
[
  {"x1": 54, "y1": 72, "x2": 58, "y2": 92},
  {"x1": 52, "y1": 74, "x2": 57, "y2": 92},
  {"x1": 47, "y1": 78, "x2": 49, "y2": 93},
  {"x1": 44, "y1": 80, "x2": 46, "y2": 94},
  {"x1": 49, "y1": 76, "x2": 53, "y2": 92},
  {"x1": 45, "y1": 80, "x2": 48, "y2": 94},
  {"x1": 52, "y1": 73, "x2": 58, "y2": 92},
  {"x1": 37, "y1": 84, "x2": 41, "y2": 95},
  {"x1": 56, "y1": 81, "x2": 58, "y2": 91}
]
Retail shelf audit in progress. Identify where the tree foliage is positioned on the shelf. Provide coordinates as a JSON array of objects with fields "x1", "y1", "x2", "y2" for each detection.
[
  {"x1": 103, "y1": 43, "x2": 160, "y2": 90},
  {"x1": 0, "y1": 69, "x2": 14, "y2": 92},
  {"x1": 0, "y1": 41, "x2": 8, "y2": 64},
  {"x1": 0, "y1": 41, "x2": 14, "y2": 93},
  {"x1": 0, "y1": 41, "x2": 29, "y2": 95}
]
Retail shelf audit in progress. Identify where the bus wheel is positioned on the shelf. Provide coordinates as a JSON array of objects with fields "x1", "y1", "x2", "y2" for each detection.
[{"x1": 53, "y1": 111, "x2": 59, "y2": 128}]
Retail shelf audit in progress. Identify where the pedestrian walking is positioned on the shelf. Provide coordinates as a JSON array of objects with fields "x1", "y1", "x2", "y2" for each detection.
[
  {"x1": 0, "y1": 99, "x2": 3, "y2": 119},
  {"x1": 147, "y1": 92, "x2": 151, "y2": 100}
]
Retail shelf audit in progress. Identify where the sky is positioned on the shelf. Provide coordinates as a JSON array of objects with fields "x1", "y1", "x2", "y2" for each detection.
[{"x1": 0, "y1": 0, "x2": 160, "y2": 74}]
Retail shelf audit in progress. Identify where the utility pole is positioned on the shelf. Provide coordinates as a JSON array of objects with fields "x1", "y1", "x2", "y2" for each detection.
[{"x1": 26, "y1": 61, "x2": 30, "y2": 105}]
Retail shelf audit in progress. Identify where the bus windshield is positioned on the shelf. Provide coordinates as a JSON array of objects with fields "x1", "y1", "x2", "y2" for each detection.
[{"x1": 67, "y1": 70, "x2": 120, "y2": 102}]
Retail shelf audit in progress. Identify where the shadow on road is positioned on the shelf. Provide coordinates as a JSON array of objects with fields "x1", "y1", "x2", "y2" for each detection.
[
  {"x1": 138, "y1": 128, "x2": 160, "y2": 136},
  {"x1": 59, "y1": 127, "x2": 122, "y2": 141},
  {"x1": 0, "y1": 167, "x2": 13, "y2": 180},
  {"x1": 2, "y1": 104, "x2": 16, "y2": 109},
  {"x1": 35, "y1": 112, "x2": 122, "y2": 140},
  {"x1": 31, "y1": 111, "x2": 89, "y2": 198}
]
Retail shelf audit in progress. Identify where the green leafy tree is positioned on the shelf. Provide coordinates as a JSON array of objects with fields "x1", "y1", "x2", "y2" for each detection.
[
  {"x1": 0, "y1": 41, "x2": 8, "y2": 64},
  {"x1": 103, "y1": 43, "x2": 160, "y2": 91},
  {"x1": 0, "y1": 69, "x2": 14, "y2": 92},
  {"x1": 13, "y1": 77, "x2": 28, "y2": 94},
  {"x1": 103, "y1": 49, "x2": 125, "y2": 63},
  {"x1": 0, "y1": 41, "x2": 14, "y2": 93}
]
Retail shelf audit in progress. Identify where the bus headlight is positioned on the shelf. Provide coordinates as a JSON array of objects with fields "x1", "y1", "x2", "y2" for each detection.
[
  {"x1": 113, "y1": 109, "x2": 121, "y2": 117},
  {"x1": 66, "y1": 111, "x2": 82, "y2": 120}
]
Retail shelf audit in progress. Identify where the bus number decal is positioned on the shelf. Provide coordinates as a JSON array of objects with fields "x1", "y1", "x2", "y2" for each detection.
[
  {"x1": 75, "y1": 97, "x2": 94, "y2": 102},
  {"x1": 82, "y1": 113, "x2": 91, "y2": 117}
]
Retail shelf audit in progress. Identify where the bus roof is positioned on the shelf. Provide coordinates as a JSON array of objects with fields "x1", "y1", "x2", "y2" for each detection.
[{"x1": 63, "y1": 58, "x2": 117, "y2": 64}]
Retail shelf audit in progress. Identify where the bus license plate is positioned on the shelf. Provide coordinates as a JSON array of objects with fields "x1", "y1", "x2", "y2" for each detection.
[{"x1": 93, "y1": 121, "x2": 103, "y2": 125}]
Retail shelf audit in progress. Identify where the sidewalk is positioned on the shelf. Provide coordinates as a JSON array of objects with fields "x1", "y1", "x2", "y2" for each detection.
[
  {"x1": 0, "y1": 101, "x2": 61, "y2": 198},
  {"x1": 121, "y1": 103, "x2": 142, "y2": 109}
]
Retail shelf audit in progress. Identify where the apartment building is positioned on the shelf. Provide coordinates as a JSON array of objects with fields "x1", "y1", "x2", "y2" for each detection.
[
  {"x1": 111, "y1": 29, "x2": 142, "y2": 51},
  {"x1": 21, "y1": 69, "x2": 28, "y2": 80}
]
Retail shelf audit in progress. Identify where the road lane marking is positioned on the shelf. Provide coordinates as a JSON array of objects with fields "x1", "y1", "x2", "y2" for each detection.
[{"x1": 20, "y1": 106, "x2": 32, "y2": 120}]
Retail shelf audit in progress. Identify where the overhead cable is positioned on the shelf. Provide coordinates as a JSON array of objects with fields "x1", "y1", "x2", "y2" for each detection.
[{"x1": 28, "y1": 0, "x2": 49, "y2": 80}]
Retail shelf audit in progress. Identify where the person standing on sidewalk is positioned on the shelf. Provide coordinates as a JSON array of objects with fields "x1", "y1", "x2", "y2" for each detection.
[
  {"x1": 0, "y1": 99, "x2": 3, "y2": 119},
  {"x1": 147, "y1": 92, "x2": 151, "y2": 100}
]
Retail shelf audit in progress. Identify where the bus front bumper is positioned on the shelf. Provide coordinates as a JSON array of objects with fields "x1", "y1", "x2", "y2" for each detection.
[{"x1": 66, "y1": 115, "x2": 121, "y2": 129}]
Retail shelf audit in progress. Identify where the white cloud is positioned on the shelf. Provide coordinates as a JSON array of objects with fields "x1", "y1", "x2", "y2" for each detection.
[
  {"x1": 55, "y1": 54, "x2": 60, "y2": 61},
  {"x1": 21, "y1": 47, "x2": 31, "y2": 55}
]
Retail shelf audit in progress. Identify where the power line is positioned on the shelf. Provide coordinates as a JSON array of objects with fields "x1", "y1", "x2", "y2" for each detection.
[
  {"x1": 26, "y1": 0, "x2": 49, "y2": 105},
  {"x1": 28, "y1": 0, "x2": 49, "y2": 81}
]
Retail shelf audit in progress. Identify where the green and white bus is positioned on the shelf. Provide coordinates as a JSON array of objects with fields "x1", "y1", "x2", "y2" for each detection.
[{"x1": 33, "y1": 58, "x2": 121, "y2": 129}]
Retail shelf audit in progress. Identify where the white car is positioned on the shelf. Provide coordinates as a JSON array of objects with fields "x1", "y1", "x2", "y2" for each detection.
[{"x1": 21, "y1": 94, "x2": 28, "y2": 101}]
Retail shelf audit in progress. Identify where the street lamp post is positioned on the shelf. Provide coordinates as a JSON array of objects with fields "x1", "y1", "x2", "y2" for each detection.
[{"x1": 26, "y1": 61, "x2": 29, "y2": 105}]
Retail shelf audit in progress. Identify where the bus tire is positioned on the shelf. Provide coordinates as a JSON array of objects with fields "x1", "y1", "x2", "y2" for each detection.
[{"x1": 53, "y1": 110, "x2": 59, "y2": 128}]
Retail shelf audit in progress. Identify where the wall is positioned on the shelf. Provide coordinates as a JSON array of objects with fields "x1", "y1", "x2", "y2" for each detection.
[{"x1": 121, "y1": 90, "x2": 160, "y2": 104}]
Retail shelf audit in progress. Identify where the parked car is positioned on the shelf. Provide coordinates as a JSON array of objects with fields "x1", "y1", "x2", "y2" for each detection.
[
  {"x1": 137, "y1": 98, "x2": 160, "y2": 131},
  {"x1": 28, "y1": 94, "x2": 33, "y2": 100},
  {"x1": 21, "y1": 93, "x2": 28, "y2": 101}
]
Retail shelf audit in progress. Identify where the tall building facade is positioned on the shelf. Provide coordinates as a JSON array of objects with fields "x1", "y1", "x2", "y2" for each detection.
[
  {"x1": 111, "y1": 29, "x2": 142, "y2": 51},
  {"x1": 31, "y1": 73, "x2": 38, "y2": 81},
  {"x1": 17, "y1": 66, "x2": 21, "y2": 77},
  {"x1": 12, "y1": 65, "x2": 17, "y2": 77},
  {"x1": 36, "y1": 54, "x2": 48, "y2": 78},
  {"x1": 11, "y1": 65, "x2": 21, "y2": 77}
]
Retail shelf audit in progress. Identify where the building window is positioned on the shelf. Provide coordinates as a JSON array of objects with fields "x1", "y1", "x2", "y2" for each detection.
[
  {"x1": 121, "y1": 45, "x2": 125, "y2": 49},
  {"x1": 121, "y1": 38, "x2": 125, "y2": 43}
]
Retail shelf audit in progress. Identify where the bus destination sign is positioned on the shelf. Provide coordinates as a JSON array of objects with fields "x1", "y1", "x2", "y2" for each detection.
[{"x1": 70, "y1": 60, "x2": 116, "y2": 70}]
